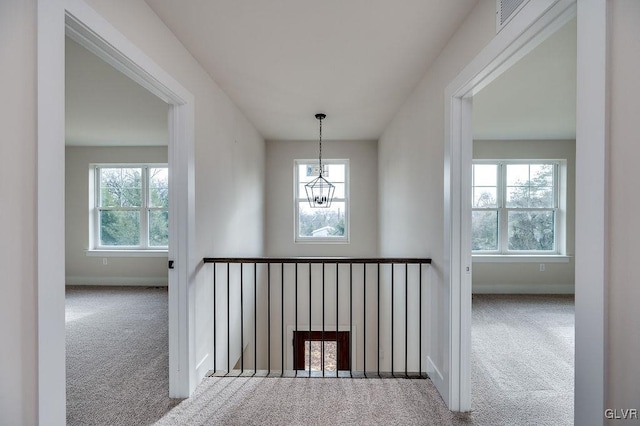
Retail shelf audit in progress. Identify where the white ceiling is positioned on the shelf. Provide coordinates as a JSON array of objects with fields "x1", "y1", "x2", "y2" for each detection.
[
  {"x1": 65, "y1": 37, "x2": 168, "y2": 146},
  {"x1": 65, "y1": 3, "x2": 576, "y2": 146},
  {"x1": 144, "y1": 0, "x2": 480, "y2": 141},
  {"x1": 473, "y1": 18, "x2": 576, "y2": 140}
]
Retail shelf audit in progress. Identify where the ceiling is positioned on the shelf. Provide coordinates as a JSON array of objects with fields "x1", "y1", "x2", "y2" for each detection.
[
  {"x1": 65, "y1": 37, "x2": 168, "y2": 146},
  {"x1": 65, "y1": 3, "x2": 576, "y2": 145},
  {"x1": 473, "y1": 18, "x2": 576, "y2": 140},
  {"x1": 144, "y1": 0, "x2": 480, "y2": 141}
]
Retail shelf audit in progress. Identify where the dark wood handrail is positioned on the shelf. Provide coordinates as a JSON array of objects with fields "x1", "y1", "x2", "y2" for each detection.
[{"x1": 203, "y1": 257, "x2": 431, "y2": 264}]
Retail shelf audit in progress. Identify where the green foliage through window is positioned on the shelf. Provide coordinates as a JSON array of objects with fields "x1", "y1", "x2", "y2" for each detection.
[
  {"x1": 95, "y1": 165, "x2": 168, "y2": 248},
  {"x1": 472, "y1": 161, "x2": 559, "y2": 253}
]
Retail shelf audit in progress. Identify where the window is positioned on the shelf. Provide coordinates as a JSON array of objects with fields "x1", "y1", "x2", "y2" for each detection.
[
  {"x1": 295, "y1": 160, "x2": 349, "y2": 242},
  {"x1": 472, "y1": 161, "x2": 563, "y2": 254},
  {"x1": 293, "y1": 331, "x2": 350, "y2": 371},
  {"x1": 92, "y1": 165, "x2": 168, "y2": 250}
]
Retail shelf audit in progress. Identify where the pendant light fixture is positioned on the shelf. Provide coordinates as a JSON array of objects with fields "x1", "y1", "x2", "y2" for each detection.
[{"x1": 305, "y1": 113, "x2": 335, "y2": 208}]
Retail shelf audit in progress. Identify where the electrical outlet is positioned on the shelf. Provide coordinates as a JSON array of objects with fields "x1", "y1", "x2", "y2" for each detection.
[
  {"x1": 103, "y1": 258, "x2": 108, "y2": 266},
  {"x1": 539, "y1": 263, "x2": 545, "y2": 272}
]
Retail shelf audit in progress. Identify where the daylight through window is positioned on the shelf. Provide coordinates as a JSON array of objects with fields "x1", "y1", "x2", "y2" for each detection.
[
  {"x1": 92, "y1": 165, "x2": 168, "y2": 249},
  {"x1": 472, "y1": 161, "x2": 562, "y2": 254},
  {"x1": 295, "y1": 160, "x2": 348, "y2": 242}
]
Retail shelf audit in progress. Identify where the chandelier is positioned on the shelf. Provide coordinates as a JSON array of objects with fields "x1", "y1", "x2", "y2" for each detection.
[{"x1": 305, "y1": 113, "x2": 335, "y2": 208}]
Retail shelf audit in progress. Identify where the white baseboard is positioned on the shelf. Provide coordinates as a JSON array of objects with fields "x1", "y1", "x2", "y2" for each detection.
[
  {"x1": 472, "y1": 283, "x2": 574, "y2": 294},
  {"x1": 66, "y1": 276, "x2": 168, "y2": 286},
  {"x1": 426, "y1": 356, "x2": 444, "y2": 386},
  {"x1": 196, "y1": 353, "x2": 211, "y2": 380}
]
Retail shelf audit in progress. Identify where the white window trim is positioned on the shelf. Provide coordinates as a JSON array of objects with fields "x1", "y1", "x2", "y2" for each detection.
[
  {"x1": 85, "y1": 249, "x2": 168, "y2": 258},
  {"x1": 89, "y1": 163, "x2": 168, "y2": 252},
  {"x1": 472, "y1": 255, "x2": 571, "y2": 263},
  {"x1": 294, "y1": 159, "x2": 350, "y2": 243},
  {"x1": 472, "y1": 159, "x2": 567, "y2": 256}
]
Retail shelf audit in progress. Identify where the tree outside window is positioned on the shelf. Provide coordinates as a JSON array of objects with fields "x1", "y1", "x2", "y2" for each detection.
[
  {"x1": 95, "y1": 165, "x2": 168, "y2": 249},
  {"x1": 472, "y1": 161, "x2": 559, "y2": 253}
]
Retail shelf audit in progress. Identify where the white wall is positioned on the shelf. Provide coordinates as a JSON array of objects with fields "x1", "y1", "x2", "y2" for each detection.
[
  {"x1": 608, "y1": 0, "x2": 640, "y2": 413},
  {"x1": 378, "y1": 0, "x2": 496, "y2": 396},
  {"x1": 65, "y1": 146, "x2": 169, "y2": 285},
  {"x1": 258, "y1": 139, "x2": 380, "y2": 372},
  {"x1": 472, "y1": 139, "x2": 575, "y2": 294},
  {"x1": 78, "y1": 0, "x2": 266, "y2": 387},
  {"x1": 65, "y1": 36, "x2": 169, "y2": 147},
  {"x1": 0, "y1": 0, "x2": 38, "y2": 424},
  {"x1": 265, "y1": 140, "x2": 378, "y2": 257}
]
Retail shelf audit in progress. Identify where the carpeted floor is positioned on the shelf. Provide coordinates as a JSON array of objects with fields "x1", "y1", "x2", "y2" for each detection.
[
  {"x1": 66, "y1": 288, "x2": 574, "y2": 425},
  {"x1": 156, "y1": 294, "x2": 574, "y2": 425},
  {"x1": 470, "y1": 294, "x2": 574, "y2": 425},
  {"x1": 66, "y1": 285, "x2": 180, "y2": 426},
  {"x1": 155, "y1": 376, "x2": 471, "y2": 426}
]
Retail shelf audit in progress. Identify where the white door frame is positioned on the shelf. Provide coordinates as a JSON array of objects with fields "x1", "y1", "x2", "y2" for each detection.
[
  {"x1": 444, "y1": 0, "x2": 608, "y2": 421},
  {"x1": 37, "y1": 0, "x2": 196, "y2": 423}
]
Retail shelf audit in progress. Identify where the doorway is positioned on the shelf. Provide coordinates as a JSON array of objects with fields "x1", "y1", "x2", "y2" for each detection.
[
  {"x1": 444, "y1": 0, "x2": 608, "y2": 421},
  {"x1": 38, "y1": 2, "x2": 196, "y2": 422},
  {"x1": 64, "y1": 7, "x2": 196, "y2": 395},
  {"x1": 64, "y1": 33, "x2": 172, "y2": 423},
  {"x1": 467, "y1": 16, "x2": 576, "y2": 423}
]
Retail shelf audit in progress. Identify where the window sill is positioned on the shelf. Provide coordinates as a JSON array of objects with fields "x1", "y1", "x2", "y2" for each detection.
[
  {"x1": 472, "y1": 255, "x2": 571, "y2": 263},
  {"x1": 295, "y1": 239, "x2": 350, "y2": 244},
  {"x1": 86, "y1": 249, "x2": 168, "y2": 258}
]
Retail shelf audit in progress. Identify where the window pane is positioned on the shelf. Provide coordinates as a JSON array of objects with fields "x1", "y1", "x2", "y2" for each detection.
[
  {"x1": 149, "y1": 210, "x2": 169, "y2": 246},
  {"x1": 508, "y1": 211, "x2": 554, "y2": 251},
  {"x1": 506, "y1": 163, "x2": 555, "y2": 208},
  {"x1": 99, "y1": 169, "x2": 121, "y2": 207},
  {"x1": 298, "y1": 201, "x2": 346, "y2": 237},
  {"x1": 506, "y1": 164, "x2": 529, "y2": 186},
  {"x1": 529, "y1": 187, "x2": 554, "y2": 208},
  {"x1": 299, "y1": 164, "x2": 332, "y2": 182},
  {"x1": 325, "y1": 164, "x2": 345, "y2": 182},
  {"x1": 473, "y1": 164, "x2": 497, "y2": 186},
  {"x1": 473, "y1": 187, "x2": 497, "y2": 208},
  {"x1": 472, "y1": 211, "x2": 498, "y2": 251},
  {"x1": 299, "y1": 163, "x2": 344, "y2": 195},
  {"x1": 331, "y1": 182, "x2": 346, "y2": 199},
  {"x1": 299, "y1": 163, "x2": 344, "y2": 180},
  {"x1": 99, "y1": 167, "x2": 142, "y2": 207},
  {"x1": 304, "y1": 341, "x2": 337, "y2": 371},
  {"x1": 120, "y1": 187, "x2": 142, "y2": 207},
  {"x1": 506, "y1": 186, "x2": 529, "y2": 208},
  {"x1": 99, "y1": 210, "x2": 140, "y2": 246},
  {"x1": 530, "y1": 164, "x2": 553, "y2": 186},
  {"x1": 149, "y1": 167, "x2": 169, "y2": 208},
  {"x1": 300, "y1": 182, "x2": 345, "y2": 199},
  {"x1": 472, "y1": 164, "x2": 497, "y2": 208},
  {"x1": 299, "y1": 164, "x2": 313, "y2": 183}
]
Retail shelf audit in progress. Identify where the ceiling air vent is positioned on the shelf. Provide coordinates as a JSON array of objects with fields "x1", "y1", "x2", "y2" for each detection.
[{"x1": 496, "y1": 0, "x2": 530, "y2": 33}]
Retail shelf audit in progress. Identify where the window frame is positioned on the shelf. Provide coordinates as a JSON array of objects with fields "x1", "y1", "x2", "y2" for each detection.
[
  {"x1": 90, "y1": 163, "x2": 169, "y2": 251},
  {"x1": 292, "y1": 330, "x2": 350, "y2": 371},
  {"x1": 294, "y1": 159, "x2": 350, "y2": 243},
  {"x1": 472, "y1": 159, "x2": 564, "y2": 255}
]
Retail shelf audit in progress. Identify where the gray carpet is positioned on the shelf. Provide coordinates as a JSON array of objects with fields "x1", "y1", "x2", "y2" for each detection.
[
  {"x1": 155, "y1": 376, "x2": 472, "y2": 426},
  {"x1": 66, "y1": 285, "x2": 180, "y2": 426},
  {"x1": 470, "y1": 294, "x2": 574, "y2": 425},
  {"x1": 156, "y1": 294, "x2": 574, "y2": 425},
  {"x1": 66, "y1": 288, "x2": 574, "y2": 425}
]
